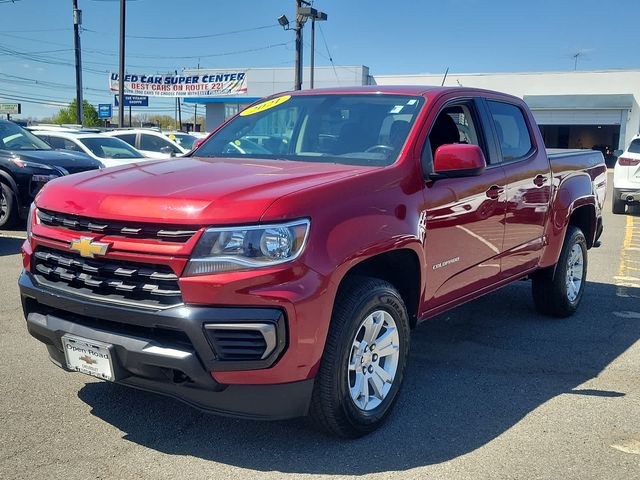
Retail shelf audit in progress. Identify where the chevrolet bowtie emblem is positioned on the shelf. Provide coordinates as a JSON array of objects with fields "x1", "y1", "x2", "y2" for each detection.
[
  {"x1": 79, "y1": 355, "x2": 97, "y2": 365},
  {"x1": 70, "y1": 237, "x2": 109, "y2": 258}
]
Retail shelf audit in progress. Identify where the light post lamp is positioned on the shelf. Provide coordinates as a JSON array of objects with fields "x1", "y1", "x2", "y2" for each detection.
[{"x1": 298, "y1": 6, "x2": 327, "y2": 89}]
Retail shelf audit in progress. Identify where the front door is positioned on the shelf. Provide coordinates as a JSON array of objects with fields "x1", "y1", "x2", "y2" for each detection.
[{"x1": 421, "y1": 99, "x2": 507, "y2": 310}]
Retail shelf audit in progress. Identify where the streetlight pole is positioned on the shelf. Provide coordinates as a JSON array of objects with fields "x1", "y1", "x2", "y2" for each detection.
[
  {"x1": 294, "y1": 0, "x2": 303, "y2": 90},
  {"x1": 118, "y1": 0, "x2": 126, "y2": 128},
  {"x1": 298, "y1": 6, "x2": 327, "y2": 90},
  {"x1": 72, "y1": 0, "x2": 83, "y2": 124}
]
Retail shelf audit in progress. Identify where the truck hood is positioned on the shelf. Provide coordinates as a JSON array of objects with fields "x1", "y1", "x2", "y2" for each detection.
[
  {"x1": 35, "y1": 156, "x2": 372, "y2": 224},
  {"x1": 3, "y1": 149, "x2": 101, "y2": 172}
]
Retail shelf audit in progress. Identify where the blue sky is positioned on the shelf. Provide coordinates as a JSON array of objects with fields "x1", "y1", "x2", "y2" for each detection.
[{"x1": 1, "y1": 0, "x2": 639, "y2": 119}]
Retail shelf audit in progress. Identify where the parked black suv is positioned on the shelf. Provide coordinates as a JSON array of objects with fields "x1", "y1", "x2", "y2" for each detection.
[{"x1": 0, "y1": 120, "x2": 102, "y2": 228}]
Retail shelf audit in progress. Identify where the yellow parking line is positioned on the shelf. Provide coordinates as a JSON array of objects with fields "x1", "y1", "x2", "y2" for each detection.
[{"x1": 616, "y1": 215, "x2": 638, "y2": 298}]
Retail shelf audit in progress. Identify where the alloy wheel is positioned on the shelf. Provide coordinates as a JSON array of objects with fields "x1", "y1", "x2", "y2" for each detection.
[
  {"x1": 565, "y1": 244, "x2": 584, "y2": 303},
  {"x1": 347, "y1": 310, "x2": 400, "y2": 411}
]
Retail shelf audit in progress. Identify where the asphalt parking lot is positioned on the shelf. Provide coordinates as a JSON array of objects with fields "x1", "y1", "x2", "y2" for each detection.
[{"x1": 1, "y1": 176, "x2": 639, "y2": 480}]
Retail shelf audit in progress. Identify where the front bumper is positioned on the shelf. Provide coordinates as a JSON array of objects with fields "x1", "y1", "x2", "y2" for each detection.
[{"x1": 19, "y1": 271, "x2": 313, "y2": 420}]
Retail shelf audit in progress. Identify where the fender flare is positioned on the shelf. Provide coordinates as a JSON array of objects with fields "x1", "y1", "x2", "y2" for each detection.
[{"x1": 539, "y1": 173, "x2": 596, "y2": 269}]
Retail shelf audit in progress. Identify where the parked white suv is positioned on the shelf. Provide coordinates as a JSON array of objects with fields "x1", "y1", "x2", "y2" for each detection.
[
  {"x1": 613, "y1": 135, "x2": 640, "y2": 214},
  {"x1": 32, "y1": 131, "x2": 149, "y2": 168},
  {"x1": 104, "y1": 129, "x2": 186, "y2": 159}
]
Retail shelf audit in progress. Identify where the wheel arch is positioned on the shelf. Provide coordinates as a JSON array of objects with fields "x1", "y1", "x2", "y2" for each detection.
[
  {"x1": 0, "y1": 168, "x2": 19, "y2": 195},
  {"x1": 540, "y1": 173, "x2": 599, "y2": 268},
  {"x1": 334, "y1": 248, "x2": 422, "y2": 328}
]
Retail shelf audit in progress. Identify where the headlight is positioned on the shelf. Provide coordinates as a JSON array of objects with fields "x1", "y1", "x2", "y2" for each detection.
[
  {"x1": 9, "y1": 158, "x2": 56, "y2": 170},
  {"x1": 184, "y1": 219, "x2": 310, "y2": 276},
  {"x1": 26, "y1": 203, "x2": 37, "y2": 240}
]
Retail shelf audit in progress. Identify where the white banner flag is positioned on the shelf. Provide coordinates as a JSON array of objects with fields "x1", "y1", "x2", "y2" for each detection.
[{"x1": 109, "y1": 72, "x2": 248, "y2": 98}]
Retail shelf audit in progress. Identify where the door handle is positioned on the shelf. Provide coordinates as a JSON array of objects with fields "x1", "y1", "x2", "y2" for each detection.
[
  {"x1": 485, "y1": 185, "x2": 504, "y2": 199},
  {"x1": 534, "y1": 175, "x2": 548, "y2": 187}
]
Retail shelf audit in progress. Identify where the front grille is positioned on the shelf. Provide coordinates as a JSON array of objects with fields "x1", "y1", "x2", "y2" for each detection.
[
  {"x1": 37, "y1": 208, "x2": 199, "y2": 243},
  {"x1": 32, "y1": 246, "x2": 182, "y2": 309},
  {"x1": 64, "y1": 165, "x2": 100, "y2": 175}
]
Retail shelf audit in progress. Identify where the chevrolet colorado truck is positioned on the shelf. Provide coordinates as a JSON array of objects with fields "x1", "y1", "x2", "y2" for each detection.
[{"x1": 19, "y1": 86, "x2": 606, "y2": 437}]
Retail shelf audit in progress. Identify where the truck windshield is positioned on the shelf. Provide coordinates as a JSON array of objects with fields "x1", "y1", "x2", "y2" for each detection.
[
  {"x1": 195, "y1": 94, "x2": 424, "y2": 166},
  {"x1": 0, "y1": 121, "x2": 51, "y2": 151}
]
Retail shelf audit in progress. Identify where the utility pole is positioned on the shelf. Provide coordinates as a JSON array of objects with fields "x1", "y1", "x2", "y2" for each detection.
[
  {"x1": 193, "y1": 61, "x2": 199, "y2": 132},
  {"x1": 72, "y1": 0, "x2": 83, "y2": 124},
  {"x1": 310, "y1": 16, "x2": 315, "y2": 89},
  {"x1": 294, "y1": 0, "x2": 303, "y2": 90},
  {"x1": 117, "y1": 0, "x2": 126, "y2": 128},
  {"x1": 175, "y1": 70, "x2": 182, "y2": 131}
]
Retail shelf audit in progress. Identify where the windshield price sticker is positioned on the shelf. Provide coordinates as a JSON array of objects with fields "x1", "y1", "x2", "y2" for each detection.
[{"x1": 240, "y1": 95, "x2": 291, "y2": 116}]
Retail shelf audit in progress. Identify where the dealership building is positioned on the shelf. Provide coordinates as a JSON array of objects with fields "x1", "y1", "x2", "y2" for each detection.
[{"x1": 186, "y1": 66, "x2": 640, "y2": 152}]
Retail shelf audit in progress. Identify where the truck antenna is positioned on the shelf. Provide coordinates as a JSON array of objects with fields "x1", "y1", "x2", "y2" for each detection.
[{"x1": 441, "y1": 67, "x2": 449, "y2": 86}]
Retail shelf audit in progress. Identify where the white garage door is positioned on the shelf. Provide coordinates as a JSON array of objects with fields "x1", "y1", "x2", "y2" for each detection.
[{"x1": 532, "y1": 109, "x2": 623, "y2": 125}]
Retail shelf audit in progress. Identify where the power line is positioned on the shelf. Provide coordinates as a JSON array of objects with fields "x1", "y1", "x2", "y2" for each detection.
[
  {"x1": 317, "y1": 24, "x2": 339, "y2": 83},
  {"x1": 83, "y1": 23, "x2": 277, "y2": 41}
]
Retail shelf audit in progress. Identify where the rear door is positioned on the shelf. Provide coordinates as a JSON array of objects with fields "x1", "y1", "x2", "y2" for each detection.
[
  {"x1": 483, "y1": 98, "x2": 551, "y2": 278},
  {"x1": 421, "y1": 96, "x2": 507, "y2": 309}
]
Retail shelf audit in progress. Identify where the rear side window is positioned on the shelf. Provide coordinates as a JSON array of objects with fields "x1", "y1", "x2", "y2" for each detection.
[
  {"x1": 140, "y1": 134, "x2": 180, "y2": 153},
  {"x1": 628, "y1": 139, "x2": 640, "y2": 154},
  {"x1": 115, "y1": 133, "x2": 136, "y2": 146},
  {"x1": 487, "y1": 101, "x2": 533, "y2": 161}
]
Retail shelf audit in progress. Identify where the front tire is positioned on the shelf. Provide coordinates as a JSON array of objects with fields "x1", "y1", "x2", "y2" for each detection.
[
  {"x1": 612, "y1": 189, "x2": 625, "y2": 214},
  {"x1": 532, "y1": 226, "x2": 587, "y2": 317},
  {"x1": 310, "y1": 276, "x2": 411, "y2": 438}
]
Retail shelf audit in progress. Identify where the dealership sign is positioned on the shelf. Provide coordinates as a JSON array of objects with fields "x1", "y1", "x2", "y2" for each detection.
[
  {"x1": 0, "y1": 103, "x2": 21, "y2": 114},
  {"x1": 109, "y1": 72, "x2": 247, "y2": 98},
  {"x1": 114, "y1": 95, "x2": 149, "y2": 107},
  {"x1": 97, "y1": 104, "x2": 111, "y2": 119}
]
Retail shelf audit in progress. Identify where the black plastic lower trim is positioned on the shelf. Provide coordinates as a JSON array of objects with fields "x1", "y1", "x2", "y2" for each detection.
[
  {"x1": 20, "y1": 270, "x2": 311, "y2": 420},
  {"x1": 19, "y1": 270, "x2": 287, "y2": 372}
]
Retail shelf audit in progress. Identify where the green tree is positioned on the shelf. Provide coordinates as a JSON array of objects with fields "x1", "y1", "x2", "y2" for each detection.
[{"x1": 51, "y1": 99, "x2": 100, "y2": 127}]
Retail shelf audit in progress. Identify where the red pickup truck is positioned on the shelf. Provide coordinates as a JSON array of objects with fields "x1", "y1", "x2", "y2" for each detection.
[{"x1": 20, "y1": 86, "x2": 606, "y2": 437}]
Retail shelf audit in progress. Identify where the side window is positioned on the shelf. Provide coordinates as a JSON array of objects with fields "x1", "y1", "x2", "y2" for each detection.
[
  {"x1": 115, "y1": 134, "x2": 136, "y2": 147},
  {"x1": 63, "y1": 139, "x2": 81, "y2": 152},
  {"x1": 140, "y1": 134, "x2": 173, "y2": 152},
  {"x1": 46, "y1": 136, "x2": 64, "y2": 149},
  {"x1": 424, "y1": 102, "x2": 488, "y2": 173},
  {"x1": 487, "y1": 101, "x2": 533, "y2": 161}
]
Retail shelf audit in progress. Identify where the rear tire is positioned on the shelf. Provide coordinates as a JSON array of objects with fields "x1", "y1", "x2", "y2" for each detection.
[
  {"x1": 612, "y1": 189, "x2": 625, "y2": 214},
  {"x1": 0, "y1": 182, "x2": 18, "y2": 229},
  {"x1": 532, "y1": 226, "x2": 587, "y2": 317},
  {"x1": 309, "y1": 276, "x2": 410, "y2": 438}
]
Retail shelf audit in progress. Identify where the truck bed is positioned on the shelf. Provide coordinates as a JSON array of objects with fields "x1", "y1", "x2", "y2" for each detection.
[{"x1": 546, "y1": 148, "x2": 607, "y2": 211}]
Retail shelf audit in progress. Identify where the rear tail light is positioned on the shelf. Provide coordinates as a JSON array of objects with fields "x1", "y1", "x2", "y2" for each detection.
[{"x1": 618, "y1": 157, "x2": 640, "y2": 166}]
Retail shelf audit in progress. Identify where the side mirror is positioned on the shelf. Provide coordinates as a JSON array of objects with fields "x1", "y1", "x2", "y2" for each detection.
[
  {"x1": 431, "y1": 144, "x2": 486, "y2": 179},
  {"x1": 613, "y1": 149, "x2": 623, "y2": 157},
  {"x1": 160, "y1": 145, "x2": 176, "y2": 157}
]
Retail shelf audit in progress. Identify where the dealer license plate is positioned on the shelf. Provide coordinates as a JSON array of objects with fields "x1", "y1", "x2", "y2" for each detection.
[{"x1": 62, "y1": 335, "x2": 114, "y2": 381}]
